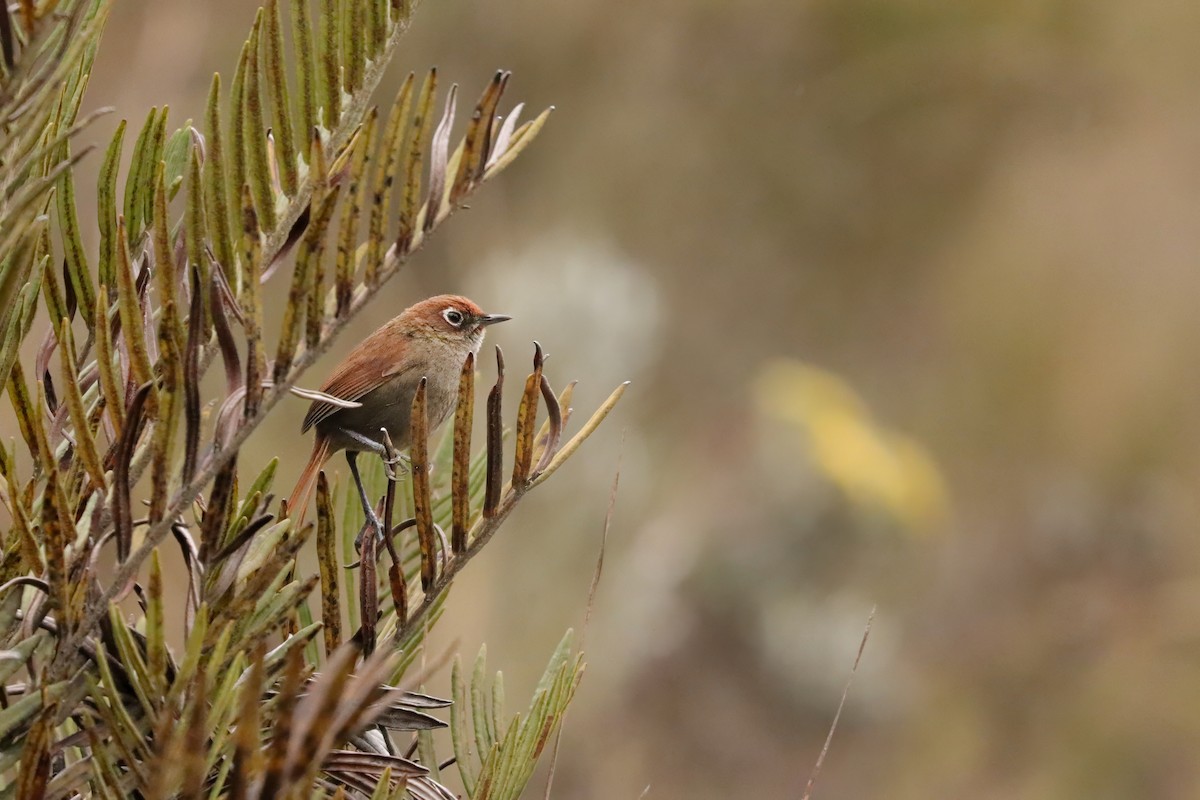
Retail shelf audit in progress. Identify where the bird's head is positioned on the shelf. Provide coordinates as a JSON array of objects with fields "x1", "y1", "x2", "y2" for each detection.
[{"x1": 404, "y1": 294, "x2": 511, "y2": 352}]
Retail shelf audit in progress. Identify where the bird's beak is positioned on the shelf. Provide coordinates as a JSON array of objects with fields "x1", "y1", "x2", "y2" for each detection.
[{"x1": 478, "y1": 313, "x2": 512, "y2": 327}]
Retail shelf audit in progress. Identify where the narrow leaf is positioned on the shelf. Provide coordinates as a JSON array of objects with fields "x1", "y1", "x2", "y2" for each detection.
[
  {"x1": 451, "y1": 71, "x2": 507, "y2": 205},
  {"x1": 93, "y1": 285, "x2": 124, "y2": 436},
  {"x1": 123, "y1": 107, "x2": 157, "y2": 246},
  {"x1": 290, "y1": 0, "x2": 318, "y2": 141},
  {"x1": 114, "y1": 215, "x2": 155, "y2": 394},
  {"x1": 186, "y1": 155, "x2": 214, "y2": 347},
  {"x1": 424, "y1": 84, "x2": 457, "y2": 234},
  {"x1": 227, "y1": 38, "x2": 252, "y2": 251},
  {"x1": 531, "y1": 374, "x2": 563, "y2": 478},
  {"x1": 201, "y1": 456, "x2": 239, "y2": 564},
  {"x1": 531, "y1": 382, "x2": 630, "y2": 488},
  {"x1": 150, "y1": 298, "x2": 182, "y2": 523},
  {"x1": 366, "y1": 72, "x2": 413, "y2": 285},
  {"x1": 484, "y1": 346, "x2": 505, "y2": 518},
  {"x1": 112, "y1": 382, "x2": 152, "y2": 563},
  {"x1": 396, "y1": 68, "x2": 436, "y2": 255},
  {"x1": 57, "y1": 319, "x2": 105, "y2": 491},
  {"x1": 451, "y1": 656, "x2": 476, "y2": 794},
  {"x1": 471, "y1": 648, "x2": 494, "y2": 754},
  {"x1": 97, "y1": 119, "x2": 126, "y2": 291},
  {"x1": 241, "y1": 184, "x2": 265, "y2": 417},
  {"x1": 146, "y1": 550, "x2": 167, "y2": 695},
  {"x1": 152, "y1": 159, "x2": 184, "y2": 369},
  {"x1": 243, "y1": 10, "x2": 276, "y2": 229},
  {"x1": 344, "y1": 0, "x2": 365, "y2": 91},
  {"x1": 231, "y1": 644, "x2": 265, "y2": 798},
  {"x1": 315, "y1": 471, "x2": 342, "y2": 658},
  {"x1": 318, "y1": 0, "x2": 341, "y2": 129},
  {"x1": 209, "y1": 252, "x2": 243, "y2": 397},
  {"x1": 483, "y1": 107, "x2": 553, "y2": 181},
  {"x1": 182, "y1": 265, "x2": 203, "y2": 486},
  {"x1": 56, "y1": 144, "x2": 96, "y2": 326},
  {"x1": 337, "y1": 109, "x2": 376, "y2": 308},
  {"x1": 451, "y1": 351, "x2": 474, "y2": 553},
  {"x1": 512, "y1": 343, "x2": 544, "y2": 488},
  {"x1": 263, "y1": 0, "x2": 298, "y2": 195},
  {"x1": 410, "y1": 377, "x2": 435, "y2": 590},
  {"x1": 204, "y1": 73, "x2": 235, "y2": 291}
]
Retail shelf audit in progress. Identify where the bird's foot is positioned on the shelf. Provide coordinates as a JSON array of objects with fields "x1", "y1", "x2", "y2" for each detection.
[
  {"x1": 354, "y1": 506, "x2": 388, "y2": 552},
  {"x1": 383, "y1": 452, "x2": 411, "y2": 481}
]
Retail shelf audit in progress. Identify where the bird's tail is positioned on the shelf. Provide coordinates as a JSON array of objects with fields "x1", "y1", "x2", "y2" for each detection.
[{"x1": 287, "y1": 436, "x2": 332, "y2": 528}]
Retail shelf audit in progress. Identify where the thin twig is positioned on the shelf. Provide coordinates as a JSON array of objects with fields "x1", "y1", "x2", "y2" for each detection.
[
  {"x1": 542, "y1": 436, "x2": 622, "y2": 800},
  {"x1": 800, "y1": 606, "x2": 876, "y2": 800}
]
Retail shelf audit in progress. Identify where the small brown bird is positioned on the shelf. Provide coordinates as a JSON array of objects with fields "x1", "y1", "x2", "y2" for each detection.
[{"x1": 287, "y1": 294, "x2": 510, "y2": 536}]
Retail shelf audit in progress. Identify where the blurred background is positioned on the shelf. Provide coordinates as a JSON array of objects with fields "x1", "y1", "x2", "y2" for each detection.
[{"x1": 77, "y1": 0, "x2": 1200, "y2": 797}]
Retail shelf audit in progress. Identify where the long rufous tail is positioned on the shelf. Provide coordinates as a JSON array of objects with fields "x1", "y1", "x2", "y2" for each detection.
[{"x1": 287, "y1": 436, "x2": 332, "y2": 527}]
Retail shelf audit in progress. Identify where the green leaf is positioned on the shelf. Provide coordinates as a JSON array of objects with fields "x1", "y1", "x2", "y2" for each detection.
[
  {"x1": 204, "y1": 73, "x2": 236, "y2": 282},
  {"x1": 96, "y1": 118, "x2": 126, "y2": 290},
  {"x1": 113, "y1": 214, "x2": 155, "y2": 391},
  {"x1": 263, "y1": 0, "x2": 298, "y2": 196},
  {"x1": 234, "y1": 457, "x2": 279, "y2": 531},
  {"x1": 318, "y1": 0, "x2": 341, "y2": 129},
  {"x1": 0, "y1": 630, "x2": 47, "y2": 684},
  {"x1": 243, "y1": 10, "x2": 276, "y2": 229},
  {"x1": 335, "y1": 108, "x2": 376, "y2": 312},
  {"x1": 105, "y1": 603, "x2": 160, "y2": 724},
  {"x1": 472, "y1": 646, "x2": 495, "y2": 753},
  {"x1": 234, "y1": 517, "x2": 292, "y2": 586},
  {"x1": 56, "y1": 141, "x2": 96, "y2": 326},
  {"x1": 315, "y1": 471, "x2": 342, "y2": 660},
  {"x1": 417, "y1": 720, "x2": 440, "y2": 782},
  {"x1": 451, "y1": 656, "x2": 477, "y2": 795},
  {"x1": 145, "y1": 550, "x2": 168, "y2": 696},
  {"x1": 0, "y1": 1, "x2": 576, "y2": 794},
  {"x1": 482, "y1": 107, "x2": 553, "y2": 181},
  {"x1": 289, "y1": 0, "x2": 318, "y2": 141},
  {"x1": 454, "y1": 630, "x2": 585, "y2": 800},
  {"x1": 122, "y1": 106, "x2": 158, "y2": 245},
  {"x1": 163, "y1": 121, "x2": 196, "y2": 202},
  {"x1": 531, "y1": 382, "x2": 630, "y2": 488},
  {"x1": 0, "y1": 680, "x2": 67, "y2": 745},
  {"x1": 0, "y1": 264, "x2": 42, "y2": 395}
]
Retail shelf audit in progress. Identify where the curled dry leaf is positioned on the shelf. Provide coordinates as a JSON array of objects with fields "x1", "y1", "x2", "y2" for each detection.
[
  {"x1": 424, "y1": 84, "x2": 458, "y2": 233},
  {"x1": 484, "y1": 345, "x2": 505, "y2": 518}
]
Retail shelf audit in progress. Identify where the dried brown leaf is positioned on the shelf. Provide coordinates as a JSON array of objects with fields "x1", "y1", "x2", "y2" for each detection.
[
  {"x1": 451, "y1": 350, "x2": 475, "y2": 553},
  {"x1": 484, "y1": 345, "x2": 505, "y2": 518},
  {"x1": 410, "y1": 377, "x2": 435, "y2": 590}
]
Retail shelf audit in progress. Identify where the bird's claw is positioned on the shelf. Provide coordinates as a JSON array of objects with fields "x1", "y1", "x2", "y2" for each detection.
[
  {"x1": 383, "y1": 453, "x2": 411, "y2": 481},
  {"x1": 354, "y1": 507, "x2": 388, "y2": 552}
]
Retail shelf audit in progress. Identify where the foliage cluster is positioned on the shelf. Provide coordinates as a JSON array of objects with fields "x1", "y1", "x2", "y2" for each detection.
[{"x1": 0, "y1": 1, "x2": 623, "y2": 796}]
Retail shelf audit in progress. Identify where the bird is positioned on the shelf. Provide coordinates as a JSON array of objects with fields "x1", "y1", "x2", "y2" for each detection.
[{"x1": 287, "y1": 294, "x2": 511, "y2": 540}]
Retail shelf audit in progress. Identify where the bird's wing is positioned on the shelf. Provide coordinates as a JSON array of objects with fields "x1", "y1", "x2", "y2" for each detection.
[{"x1": 301, "y1": 323, "x2": 411, "y2": 432}]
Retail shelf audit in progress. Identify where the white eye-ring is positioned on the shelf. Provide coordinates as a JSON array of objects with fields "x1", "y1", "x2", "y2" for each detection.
[{"x1": 442, "y1": 308, "x2": 466, "y2": 327}]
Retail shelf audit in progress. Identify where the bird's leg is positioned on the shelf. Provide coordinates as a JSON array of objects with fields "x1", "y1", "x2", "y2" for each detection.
[
  {"x1": 346, "y1": 450, "x2": 385, "y2": 546},
  {"x1": 341, "y1": 425, "x2": 410, "y2": 480},
  {"x1": 340, "y1": 427, "x2": 386, "y2": 455}
]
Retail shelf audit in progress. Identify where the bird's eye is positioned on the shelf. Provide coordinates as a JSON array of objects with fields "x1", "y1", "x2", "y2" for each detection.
[{"x1": 443, "y1": 308, "x2": 465, "y2": 326}]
